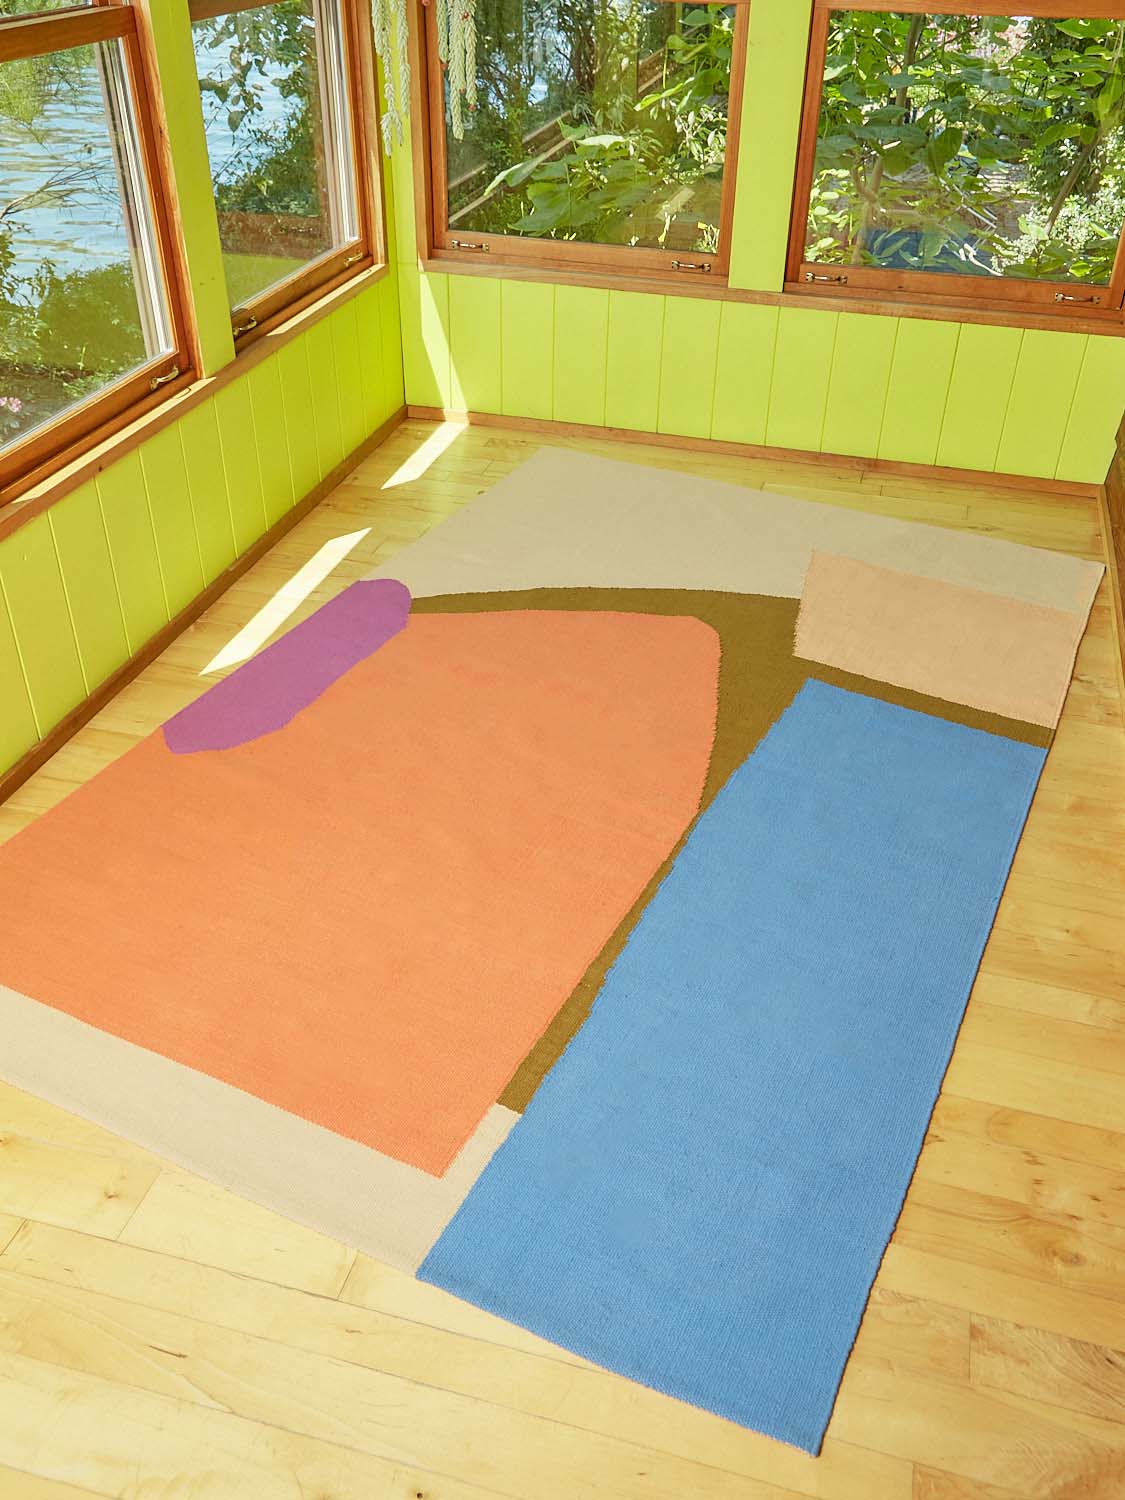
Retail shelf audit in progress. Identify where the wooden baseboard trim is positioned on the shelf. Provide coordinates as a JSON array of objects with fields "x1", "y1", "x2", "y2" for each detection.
[
  {"x1": 406, "y1": 406, "x2": 1101, "y2": 501},
  {"x1": 0, "y1": 405, "x2": 407, "y2": 808}
]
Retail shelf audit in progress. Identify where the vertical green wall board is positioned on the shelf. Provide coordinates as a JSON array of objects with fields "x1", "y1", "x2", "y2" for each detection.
[
  {"x1": 936, "y1": 324, "x2": 1024, "y2": 473},
  {"x1": 605, "y1": 291, "x2": 665, "y2": 432},
  {"x1": 331, "y1": 301, "x2": 368, "y2": 459},
  {"x1": 247, "y1": 357, "x2": 297, "y2": 528},
  {"x1": 95, "y1": 451, "x2": 170, "y2": 654},
  {"x1": 727, "y1": 0, "x2": 814, "y2": 291},
  {"x1": 448, "y1": 276, "x2": 503, "y2": 414},
  {"x1": 877, "y1": 320, "x2": 960, "y2": 467},
  {"x1": 995, "y1": 331, "x2": 1088, "y2": 481},
  {"x1": 710, "y1": 302, "x2": 778, "y2": 446},
  {"x1": 378, "y1": 273, "x2": 406, "y2": 420},
  {"x1": 1056, "y1": 334, "x2": 1125, "y2": 484},
  {"x1": 0, "y1": 585, "x2": 37, "y2": 768},
  {"x1": 766, "y1": 307, "x2": 838, "y2": 451},
  {"x1": 138, "y1": 421, "x2": 206, "y2": 614},
  {"x1": 305, "y1": 317, "x2": 346, "y2": 479},
  {"x1": 0, "y1": 515, "x2": 85, "y2": 736},
  {"x1": 177, "y1": 402, "x2": 237, "y2": 584},
  {"x1": 355, "y1": 286, "x2": 389, "y2": 434},
  {"x1": 501, "y1": 281, "x2": 554, "y2": 419},
  {"x1": 820, "y1": 312, "x2": 897, "y2": 459},
  {"x1": 400, "y1": 266, "x2": 452, "y2": 409},
  {"x1": 277, "y1": 339, "x2": 322, "y2": 502},
  {"x1": 48, "y1": 480, "x2": 129, "y2": 691},
  {"x1": 214, "y1": 380, "x2": 269, "y2": 555},
  {"x1": 553, "y1": 286, "x2": 609, "y2": 428},
  {"x1": 657, "y1": 296, "x2": 721, "y2": 438}
]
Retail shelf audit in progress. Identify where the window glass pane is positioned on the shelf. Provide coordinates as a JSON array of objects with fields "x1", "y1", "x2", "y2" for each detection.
[
  {"x1": 444, "y1": 1, "x2": 735, "y2": 254},
  {"x1": 0, "y1": 35, "x2": 173, "y2": 454},
  {"x1": 0, "y1": 3, "x2": 92, "y2": 15},
  {"x1": 192, "y1": 0, "x2": 360, "y2": 311},
  {"x1": 806, "y1": 13, "x2": 1125, "y2": 285}
]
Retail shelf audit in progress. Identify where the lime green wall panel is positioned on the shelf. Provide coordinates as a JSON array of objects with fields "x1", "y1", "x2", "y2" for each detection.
[
  {"x1": 821, "y1": 313, "x2": 897, "y2": 459},
  {"x1": 400, "y1": 266, "x2": 452, "y2": 409},
  {"x1": 936, "y1": 324, "x2": 1023, "y2": 473},
  {"x1": 247, "y1": 357, "x2": 297, "y2": 528},
  {"x1": 0, "y1": 515, "x2": 85, "y2": 736},
  {"x1": 657, "y1": 297, "x2": 721, "y2": 438},
  {"x1": 0, "y1": 585, "x2": 37, "y2": 769},
  {"x1": 331, "y1": 302, "x2": 368, "y2": 459},
  {"x1": 501, "y1": 281, "x2": 554, "y2": 419},
  {"x1": 553, "y1": 286, "x2": 609, "y2": 427},
  {"x1": 727, "y1": 0, "x2": 813, "y2": 290},
  {"x1": 1056, "y1": 334, "x2": 1125, "y2": 484},
  {"x1": 449, "y1": 276, "x2": 503, "y2": 414},
  {"x1": 710, "y1": 302, "x2": 778, "y2": 446},
  {"x1": 995, "y1": 331, "x2": 1088, "y2": 481},
  {"x1": 355, "y1": 285, "x2": 389, "y2": 435},
  {"x1": 214, "y1": 380, "x2": 269, "y2": 555},
  {"x1": 138, "y1": 422, "x2": 206, "y2": 614},
  {"x1": 96, "y1": 452, "x2": 170, "y2": 654},
  {"x1": 306, "y1": 318, "x2": 346, "y2": 479},
  {"x1": 48, "y1": 480, "x2": 129, "y2": 691},
  {"x1": 378, "y1": 274, "x2": 406, "y2": 420},
  {"x1": 277, "y1": 340, "x2": 321, "y2": 502},
  {"x1": 766, "y1": 307, "x2": 838, "y2": 452},
  {"x1": 177, "y1": 402, "x2": 237, "y2": 584},
  {"x1": 605, "y1": 291, "x2": 665, "y2": 432},
  {"x1": 877, "y1": 320, "x2": 960, "y2": 467}
]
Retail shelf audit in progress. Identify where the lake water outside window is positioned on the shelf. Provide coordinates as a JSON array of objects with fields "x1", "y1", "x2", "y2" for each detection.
[
  {"x1": 0, "y1": 26, "x2": 175, "y2": 455},
  {"x1": 436, "y1": 0, "x2": 737, "y2": 260},
  {"x1": 803, "y1": 11, "x2": 1125, "y2": 288},
  {"x1": 190, "y1": 0, "x2": 362, "y2": 318}
]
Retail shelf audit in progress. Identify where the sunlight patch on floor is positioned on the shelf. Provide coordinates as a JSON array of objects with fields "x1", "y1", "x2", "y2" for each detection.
[
  {"x1": 200, "y1": 528, "x2": 372, "y2": 675},
  {"x1": 381, "y1": 421, "x2": 466, "y2": 488}
]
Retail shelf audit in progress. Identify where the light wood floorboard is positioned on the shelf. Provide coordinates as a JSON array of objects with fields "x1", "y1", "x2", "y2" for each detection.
[{"x1": 0, "y1": 420, "x2": 1122, "y2": 1500}]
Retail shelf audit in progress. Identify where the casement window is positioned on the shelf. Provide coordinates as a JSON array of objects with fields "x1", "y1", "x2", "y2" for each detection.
[
  {"x1": 189, "y1": 0, "x2": 379, "y2": 343},
  {"x1": 789, "y1": 3, "x2": 1125, "y2": 318},
  {"x1": 0, "y1": 0, "x2": 191, "y2": 500},
  {"x1": 420, "y1": 0, "x2": 749, "y2": 281}
]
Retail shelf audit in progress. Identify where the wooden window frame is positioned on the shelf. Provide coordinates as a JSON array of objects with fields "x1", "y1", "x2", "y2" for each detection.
[
  {"x1": 0, "y1": 0, "x2": 196, "y2": 505},
  {"x1": 787, "y1": 0, "x2": 1125, "y2": 322},
  {"x1": 188, "y1": 0, "x2": 384, "y2": 350},
  {"x1": 416, "y1": 0, "x2": 750, "y2": 285}
]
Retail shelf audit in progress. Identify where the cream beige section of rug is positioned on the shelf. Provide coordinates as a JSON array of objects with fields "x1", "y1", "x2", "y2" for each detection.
[
  {"x1": 365, "y1": 447, "x2": 1102, "y2": 614},
  {"x1": 0, "y1": 982, "x2": 516, "y2": 1272}
]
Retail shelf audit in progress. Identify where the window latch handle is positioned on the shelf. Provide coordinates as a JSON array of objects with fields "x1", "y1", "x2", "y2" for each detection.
[
  {"x1": 343, "y1": 251, "x2": 364, "y2": 267},
  {"x1": 804, "y1": 271, "x2": 848, "y2": 285},
  {"x1": 1053, "y1": 291, "x2": 1100, "y2": 305},
  {"x1": 451, "y1": 238, "x2": 490, "y2": 253},
  {"x1": 233, "y1": 316, "x2": 259, "y2": 338},
  {"x1": 671, "y1": 259, "x2": 712, "y2": 273},
  {"x1": 149, "y1": 365, "x2": 181, "y2": 392}
]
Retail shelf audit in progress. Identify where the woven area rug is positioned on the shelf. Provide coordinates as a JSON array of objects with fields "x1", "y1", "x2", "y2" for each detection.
[{"x1": 0, "y1": 448, "x2": 1103, "y2": 1453}]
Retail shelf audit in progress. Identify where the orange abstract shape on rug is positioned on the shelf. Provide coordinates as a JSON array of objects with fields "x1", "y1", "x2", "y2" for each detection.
[{"x1": 0, "y1": 608, "x2": 718, "y2": 1176}]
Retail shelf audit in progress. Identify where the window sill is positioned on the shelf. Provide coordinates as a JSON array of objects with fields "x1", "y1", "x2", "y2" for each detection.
[
  {"x1": 420, "y1": 252, "x2": 1125, "y2": 337},
  {"x1": 0, "y1": 261, "x2": 391, "y2": 543}
]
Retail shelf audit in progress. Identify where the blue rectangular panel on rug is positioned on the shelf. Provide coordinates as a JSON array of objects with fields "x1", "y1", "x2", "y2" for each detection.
[{"x1": 419, "y1": 681, "x2": 1047, "y2": 1453}]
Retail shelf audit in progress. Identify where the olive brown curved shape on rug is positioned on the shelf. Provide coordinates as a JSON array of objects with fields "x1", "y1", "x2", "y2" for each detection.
[{"x1": 410, "y1": 587, "x2": 1050, "y2": 1113}]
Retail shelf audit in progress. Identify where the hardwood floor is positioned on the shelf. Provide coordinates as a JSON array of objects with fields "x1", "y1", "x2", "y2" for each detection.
[{"x1": 0, "y1": 418, "x2": 1122, "y2": 1500}]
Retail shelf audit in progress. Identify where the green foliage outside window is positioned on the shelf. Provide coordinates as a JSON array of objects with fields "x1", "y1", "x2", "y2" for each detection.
[
  {"x1": 807, "y1": 12, "x2": 1125, "y2": 284},
  {"x1": 447, "y1": 1, "x2": 735, "y2": 254}
]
